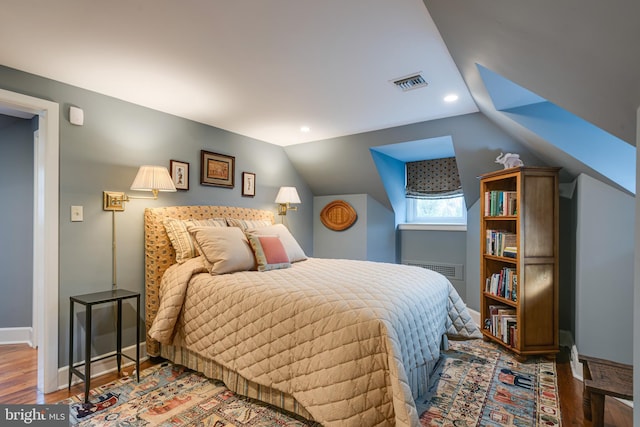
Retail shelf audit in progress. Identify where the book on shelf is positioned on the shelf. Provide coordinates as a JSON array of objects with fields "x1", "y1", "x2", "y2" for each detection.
[
  {"x1": 485, "y1": 230, "x2": 517, "y2": 257},
  {"x1": 485, "y1": 267, "x2": 517, "y2": 301},
  {"x1": 505, "y1": 319, "x2": 518, "y2": 347},
  {"x1": 484, "y1": 191, "x2": 517, "y2": 216},
  {"x1": 503, "y1": 246, "x2": 517, "y2": 258},
  {"x1": 485, "y1": 305, "x2": 517, "y2": 343},
  {"x1": 501, "y1": 315, "x2": 517, "y2": 344}
]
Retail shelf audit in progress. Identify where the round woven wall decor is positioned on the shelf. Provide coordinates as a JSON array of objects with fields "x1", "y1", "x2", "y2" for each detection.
[{"x1": 320, "y1": 200, "x2": 357, "y2": 231}]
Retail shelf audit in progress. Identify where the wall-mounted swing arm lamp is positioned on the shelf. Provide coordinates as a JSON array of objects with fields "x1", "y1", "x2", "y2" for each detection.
[
  {"x1": 103, "y1": 165, "x2": 177, "y2": 211},
  {"x1": 275, "y1": 186, "x2": 301, "y2": 216},
  {"x1": 103, "y1": 165, "x2": 176, "y2": 289}
]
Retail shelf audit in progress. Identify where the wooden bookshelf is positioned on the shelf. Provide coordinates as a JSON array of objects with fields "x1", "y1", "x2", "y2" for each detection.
[{"x1": 480, "y1": 166, "x2": 560, "y2": 359}]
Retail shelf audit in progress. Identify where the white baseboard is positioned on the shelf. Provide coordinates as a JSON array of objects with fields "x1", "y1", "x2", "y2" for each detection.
[
  {"x1": 0, "y1": 327, "x2": 34, "y2": 346},
  {"x1": 58, "y1": 342, "x2": 148, "y2": 390},
  {"x1": 570, "y1": 343, "x2": 584, "y2": 380}
]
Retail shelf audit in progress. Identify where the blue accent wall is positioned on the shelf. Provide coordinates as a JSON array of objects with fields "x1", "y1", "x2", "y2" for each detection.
[
  {"x1": 503, "y1": 102, "x2": 635, "y2": 193},
  {"x1": 369, "y1": 150, "x2": 405, "y2": 225},
  {"x1": 478, "y1": 64, "x2": 635, "y2": 194}
]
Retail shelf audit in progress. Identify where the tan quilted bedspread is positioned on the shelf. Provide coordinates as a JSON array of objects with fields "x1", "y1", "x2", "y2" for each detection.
[{"x1": 149, "y1": 257, "x2": 480, "y2": 427}]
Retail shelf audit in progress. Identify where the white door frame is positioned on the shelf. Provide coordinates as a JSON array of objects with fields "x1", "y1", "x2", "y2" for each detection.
[{"x1": 0, "y1": 88, "x2": 59, "y2": 393}]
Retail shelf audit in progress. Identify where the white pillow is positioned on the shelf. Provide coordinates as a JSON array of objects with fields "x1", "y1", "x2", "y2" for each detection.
[
  {"x1": 187, "y1": 225, "x2": 255, "y2": 274},
  {"x1": 245, "y1": 224, "x2": 307, "y2": 263},
  {"x1": 226, "y1": 218, "x2": 273, "y2": 230}
]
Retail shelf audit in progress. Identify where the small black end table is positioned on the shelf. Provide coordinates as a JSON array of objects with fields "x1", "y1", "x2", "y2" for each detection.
[{"x1": 68, "y1": 289, "x2": 140, "y2": 402}]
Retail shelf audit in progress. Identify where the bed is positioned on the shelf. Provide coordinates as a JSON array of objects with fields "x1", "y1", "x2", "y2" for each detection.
[{"x1": 144, "y1": 205, "x2": 480, "y2": 427}]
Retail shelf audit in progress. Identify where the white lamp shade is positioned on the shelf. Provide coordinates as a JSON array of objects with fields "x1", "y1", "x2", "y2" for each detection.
[
  {"x1": 130, "y1": 165, "x2": 177, "y2": 192},
  {"x1": 275, "y1": 186, "x2": 301, "y2": 204}
]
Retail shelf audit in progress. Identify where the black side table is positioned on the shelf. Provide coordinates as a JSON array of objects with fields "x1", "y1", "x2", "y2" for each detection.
[{"x1": 69, "y1": 289, "x2": 140, "y2": 402}]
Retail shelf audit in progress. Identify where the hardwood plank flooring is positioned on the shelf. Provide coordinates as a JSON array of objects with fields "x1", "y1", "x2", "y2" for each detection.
[
  {"x1": 0, "y1": 344, "x2": 633, "y2": 426},
  {"x1": 0, "y1": 344, "x2": 158, "y2": 405}
]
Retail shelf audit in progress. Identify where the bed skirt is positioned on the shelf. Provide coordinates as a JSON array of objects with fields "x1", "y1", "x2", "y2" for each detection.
[
  {"x1": 160, "y1": 343, "x2": 439, "y2": 422},
  {"x1": 160, "y1": 344, "x2": 315, "y2": 421}
]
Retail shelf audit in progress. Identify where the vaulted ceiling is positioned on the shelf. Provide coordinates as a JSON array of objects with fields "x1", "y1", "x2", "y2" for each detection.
[
  {"x1": 285, "y1": 1, "x2": 640, "y2": 207},
  {"x1": 425, "y1": 0, "x2": 640, "y2": 147},
  {"x1": 2, "y1": 1, "x2": 638, "y2": 204},
  {"x1": 421, "y1": 0, "x2": 640, "y2": 198},
  {"x1": 0, "y1": 0, "x2": 477, "y2": 146}
]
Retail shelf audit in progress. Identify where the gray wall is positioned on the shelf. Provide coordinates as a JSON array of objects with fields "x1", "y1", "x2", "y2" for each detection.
[
  {"x1": 313, "y1": 194, "x2": 395, "y2": 262},
  {"x1": 365, "y1": 195, "x2": 396, "y2": 263},
  {"x1": 0, "y1": 116, "x2": 33, "y2": 328},
  {"x1": 558, "y1": 194, "x2": 576, "y2": 337},
  {"x1": 575, "y1": 173, "x2": 634, "y2": 364},
  {"x1": 399, "y1": 229, "x2": 467, "y2": 300},
  {"x1": 285, "y1": 112, "x2": 545, "y2": 211},
  {"x1": 465, "y1": 200, "x2": 481, "y2": 312},
  {"x1": 0, "y1": 65, "x2": 313, "y2": 367}
]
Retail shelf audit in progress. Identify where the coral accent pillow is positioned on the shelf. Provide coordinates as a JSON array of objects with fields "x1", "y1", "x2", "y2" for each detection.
[
  {"x1": 247, "y1": 234, "x2": 291, "y2": 271},
  {"x1": 187, "y1": 225, "x2": 255, "y2": 274},
  {"x1": 245, "y1": 224, "x2": 307, "y2": 263}
]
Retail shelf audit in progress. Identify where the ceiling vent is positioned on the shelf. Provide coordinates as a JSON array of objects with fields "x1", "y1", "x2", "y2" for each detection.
[{"x1": 392, "y1": 74, "x2": 428, "y2": 92}]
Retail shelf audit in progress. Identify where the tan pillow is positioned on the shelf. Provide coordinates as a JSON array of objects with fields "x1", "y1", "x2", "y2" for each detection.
[
  {"x1": 164, "y1": 218, "x2": 227, "y2": 264},
  {"x1": 245, "y1": 223, "x2": 307, "y2": 263},
  {"x1": 187, "y1": 225, "x2": 255, "y2": 274},
  {"x1": 164, "y1": 218, "x2": 227, "y2": 263},
  {"x1": 226, "y1": 218, "x2": 272, "y2": 230}
]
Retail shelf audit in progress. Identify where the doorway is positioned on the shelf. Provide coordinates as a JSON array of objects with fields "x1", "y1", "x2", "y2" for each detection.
[{"x1": 0, "y1": 88, "x2": 59, "y2": 393}]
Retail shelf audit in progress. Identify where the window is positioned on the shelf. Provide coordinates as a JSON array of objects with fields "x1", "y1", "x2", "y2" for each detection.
[
  {"x1": 406, "y1": 196, "x2": 467, "y2": 224},
  {"x1": 405, "y1": 157, "x2": 467, "y2": 226}
]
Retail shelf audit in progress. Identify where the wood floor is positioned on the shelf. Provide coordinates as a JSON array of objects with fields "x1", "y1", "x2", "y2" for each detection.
[
  {"x1": 0, "y1": 343, "x2": 157, "y2": 405},
  {"x1": 0, "y1": 344, "x2": 632, "y2": 426}
]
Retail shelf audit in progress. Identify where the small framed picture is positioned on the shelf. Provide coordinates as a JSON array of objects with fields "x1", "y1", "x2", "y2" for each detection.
[
  {"x1": 200, "y1": 150, "x2": 235, "y2": 188},
  {"x1": 242, "y1": 172, "x2": 256, "y2": 197},
  {"x1": 170, "y1": 160, "x2": 189, "y2": 190}
]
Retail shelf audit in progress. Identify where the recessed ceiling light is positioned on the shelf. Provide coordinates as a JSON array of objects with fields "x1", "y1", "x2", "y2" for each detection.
[
  {"x1": 300, "y1": 126, "x2": 310, "y2": 133},
  {"x1": 444, "y1": 94, "x2": 459, "y2": 103}
]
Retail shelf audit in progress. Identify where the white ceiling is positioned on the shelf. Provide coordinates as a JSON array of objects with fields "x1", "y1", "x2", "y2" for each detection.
[{"x1": 0, "y1": 0, "x2": 477, "y2": 146}]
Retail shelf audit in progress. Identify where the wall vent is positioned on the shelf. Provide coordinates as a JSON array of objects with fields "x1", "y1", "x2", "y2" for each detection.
[
  {"x1": 403, "y1": 261, "x2": 464, "y2": 281},
  {"x1": 392, "y1": 74, "x2": 428, "y2": 91}
]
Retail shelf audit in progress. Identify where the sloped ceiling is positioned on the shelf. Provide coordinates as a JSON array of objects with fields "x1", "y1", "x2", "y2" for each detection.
[
  {"x1": 288, "y1": 1, "x2": 640, "y2": 209},
  {"x1": 423, "y1": 0, "x2": 640, "y2": 148},
  {"x1": 3, "y1": 1, "x2": 637, "y2": 207},
  {"x1": 0, "y1": 0, "x2": 478, "y2": 146}
]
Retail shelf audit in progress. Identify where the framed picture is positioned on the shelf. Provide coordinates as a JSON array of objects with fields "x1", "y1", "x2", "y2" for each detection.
[
  {"x1": 169, "y1": 160, "x2": 189, "y2": 190},
  {"x1": 242, "y1": 172, "x2": 256, "y2": 197},
  {"x1": 200, "y1": 150, "x2": 235, "y2": 188}
]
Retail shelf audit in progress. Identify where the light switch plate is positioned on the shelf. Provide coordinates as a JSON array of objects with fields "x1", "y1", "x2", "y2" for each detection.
[{"x1": 71, "y1": 205, "x2": 83, "y2": 222}]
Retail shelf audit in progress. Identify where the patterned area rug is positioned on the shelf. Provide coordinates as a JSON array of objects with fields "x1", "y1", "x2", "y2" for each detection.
[
  {"x1": 417, "y1": 339, "x2": 562, "y2": 426},
  {"x1": 60, "y1": 339, "x2": 561, "y2": 426},
  {"x1": 60, "y1": 363, "x2": 319, "y2": 426}
]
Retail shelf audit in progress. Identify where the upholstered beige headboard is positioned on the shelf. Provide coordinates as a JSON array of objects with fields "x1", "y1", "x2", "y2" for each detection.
[{"x1": 144, "y1": 205, "x2": 275, "y2": 356}]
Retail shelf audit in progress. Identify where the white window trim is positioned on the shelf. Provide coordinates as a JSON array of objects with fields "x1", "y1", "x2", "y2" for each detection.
[{"x1": 398, "y1": 223, "x2": 467, "y2": 231}]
